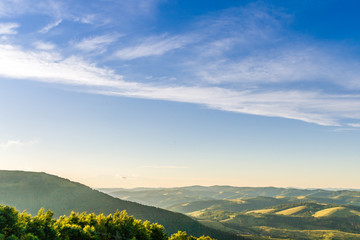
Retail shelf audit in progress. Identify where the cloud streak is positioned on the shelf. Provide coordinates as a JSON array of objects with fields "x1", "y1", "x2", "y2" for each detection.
[
  {"x1": 0, "y1": 22, "x2": 19, "y2": 35},
  {"x1": 1, "y1": 43, "x2": 360, "y2": 126},
  {"x1": 0, "y1": 140, "x2": 37, "y2": 149},
  {"x1": 33, "y1": 41, "x2": 56, "y2": 50},
  {"x1": 75, "y1": 35, "x2": 118, "y2": 53},
  {"x1": 115, "y1": 35, "x2": 194, "y2": 60},
  {"x1": 1, "y1": 3, "x2": 360, "y2": 127},
  {"x1": 0, "y1": 44, "x2": 129, "y2": 88},
  {"x1": 39, "y1": 19, "x2": 62, "y2": 33}
]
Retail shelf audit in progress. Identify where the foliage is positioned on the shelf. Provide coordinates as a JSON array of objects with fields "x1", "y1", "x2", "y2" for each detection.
[
  {"x1": 0, "y1": 205, "x2": 216, "y2": 240},
  {"x1": 169, "y1": 231, "x2": 214, "y2": 240}
]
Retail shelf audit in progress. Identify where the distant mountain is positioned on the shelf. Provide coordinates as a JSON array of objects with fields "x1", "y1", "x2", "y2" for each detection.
[
  {"x1": 100, "y1": 186, "x2": 360, "y2": 239},
  {"x1": 0, "y1": 170, "x2": 243, "y2": 240},
  {"x1": 167, "y1": 196, "x2": 296, "y2": 214},
  {"x1": 100, "y1": 185, "x2": 360, "y2": 209}
]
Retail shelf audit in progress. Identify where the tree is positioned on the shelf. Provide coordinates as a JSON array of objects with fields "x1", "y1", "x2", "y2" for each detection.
[{"x1": 0, "y1": 205, "x2": 215, "y2": 240}]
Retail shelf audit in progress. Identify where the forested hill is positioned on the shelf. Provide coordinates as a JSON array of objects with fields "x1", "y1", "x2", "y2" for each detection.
[{"x1": 0, "y1": 170, "x2": 243, "y2": 240}]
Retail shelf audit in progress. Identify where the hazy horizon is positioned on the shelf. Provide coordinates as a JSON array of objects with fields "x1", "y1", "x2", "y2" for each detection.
[{"x1": 1, "y1": 0, "x2": 360, "y2": 189}]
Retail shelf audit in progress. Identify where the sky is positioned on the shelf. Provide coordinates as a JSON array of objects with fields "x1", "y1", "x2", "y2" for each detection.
[{"x1": 1, "y1": 0, "x2": 360, "y2": 188}]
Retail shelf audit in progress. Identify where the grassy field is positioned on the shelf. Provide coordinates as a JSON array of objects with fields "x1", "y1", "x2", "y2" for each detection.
[
  {"x1": 275, "y1": 206, "x2": 306, "y2": 216},
  {"x1": 253, "y1": 226, "x2": 360, "y2": 240},
  {"x1": 312, "y1": 206, "x2": 346, "y2": 217},
  {"x1": 247, "y1": 209, "x2": 275, "y2": 214}
]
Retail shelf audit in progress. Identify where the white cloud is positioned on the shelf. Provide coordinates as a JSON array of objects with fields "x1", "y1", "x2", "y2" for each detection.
[
  {"x1": 75, "y1": 14, "x2": 96, "y2": 24},
  {"x1": 332, "y1": 128, "x2": 360, "y2": 132},
  {"x1": 1, "y1": 43, "x2": 360, "y2": 126},
  {"x1": 0, "y1": 140, "x2": 37, "y2": 149},
  {"x1": 190, "y1": 41, "x2": 360, "y2": 90},
  {"x1": 0, "y1": 2, "x2": 359, "y2": 129},
  {"x1": 0, "y1": 44, "x2": 130, "y2": 88},
  {"x1": 348, "y1": 123, "x2": 360, "y2": 128},
  {"x1": 0, "y1": 36, "x2": 8, "y2": 41},
  {"x1": 115, "y1": 35, "x2": 193, "y2": 60},
  {"x1": 0, "y1": 0, "x2": 67, "y2": 20},
  {"x1": 0, "y1": 0, "x2": 27, "y2": 17},
  {"x1": 0, "y1": 22, "x2": 19, "y2": 35},
  {"x1": 112, "y1": 0, "x2": 163, "y2": 16},
  {"x1": 75, "y1": 35, "x2": 118, "y2": 52},
  {"x1": 99, "y1": 87, "x2": 360, "y2": 126},
  {"x1": 39, "y1": 19, "x2": 62, "y2": 33},
  {"x1": 182, "y1": 7, "x2": 360, "y2": 89},
  {"x1": 33, "y1": 41, "x2": 56, "y2": 50}
]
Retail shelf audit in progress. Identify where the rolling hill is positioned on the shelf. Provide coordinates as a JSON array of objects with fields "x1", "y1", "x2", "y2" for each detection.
[
  {"x1": 0, "y1": 170, "x2": 243, "y2": 240},
  {"x1": 101, "y1": 185, "x2": 360, "y2": 240},
  {"x1": 100, "y1": 186, "x2": 360, "y2": 209},
  {"x1": 181, "y1": 201, "x2": 360, "y2": 239}
]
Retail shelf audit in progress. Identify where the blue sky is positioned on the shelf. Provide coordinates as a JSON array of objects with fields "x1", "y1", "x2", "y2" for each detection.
[{"x1": 1, "y1": 0, "x2": 360, "y2": 188}]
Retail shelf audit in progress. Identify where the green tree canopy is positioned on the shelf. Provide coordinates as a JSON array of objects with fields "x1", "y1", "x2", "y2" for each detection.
[{"x1": 0, "y1": 205, "x2": 215, "y2": 240}]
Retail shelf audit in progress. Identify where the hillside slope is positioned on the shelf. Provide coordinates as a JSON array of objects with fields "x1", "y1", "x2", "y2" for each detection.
[
  {"x1": 0, "y1": 170, "x2": 243, "y2": 240},
  {"x1": 190, "y1": 201, "x2": 360, "y2": 239}
]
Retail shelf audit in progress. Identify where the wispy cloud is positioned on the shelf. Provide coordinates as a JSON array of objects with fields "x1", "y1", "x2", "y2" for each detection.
[
  {"x1": 0, "y1": 44, "x2": 128, "y2": 87},
  {"x1": 194, "y1": 47, "x2": 360, "y2": 88},
  {"x1": 1, "y1": 3, "x2": 360, "y2": 127},
  {"x1": 110, "y1": 0, "x2": 163, "y2": 17},
  {"x1": 0, "y1": 140, "x2": 37, "y2": 149},
  {"x1": 348, "y1": 123, "x2": 360, "y2": 128},
  {"x1": 0, "y1": 0, "x2": 28, "y2": 17},
  {"x1": 0, "y1": 22, "x2": 19, "y2": 35},
  {"x1": 33, "y1": 41, "x2": 56, "y2": 50},
  {"x1": 115, "y1": 35, "x2": 194, "y2": 60},
  {"x1": 39, "y1": 19, "x2": 62, "y2": 33},
  {"x1": 0, "y1": 0, "x2": 67, "y2": 19},
  {"x1": 332, "y1": 128, "x2": 360, "y2": 132},
  {"x1": 1, "y1": 43, "x2": 360, "y2": 126},
  {"x1": 100, "y1": 88, "x2": 360, "y2": 126},
  {"x1": 75, "y1": 35, "x2": 118, "y2": 53},
  {"x1": 181, "y1": 7, "x2": 360, "y2": 89},
  {"x1": 74, "y1": 14, "x2": 96, "y2": 24}
]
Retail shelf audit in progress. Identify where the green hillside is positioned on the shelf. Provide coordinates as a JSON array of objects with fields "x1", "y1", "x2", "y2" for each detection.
[{"x1": 0, "y1": 170, "x2": 243, "y2": 240}]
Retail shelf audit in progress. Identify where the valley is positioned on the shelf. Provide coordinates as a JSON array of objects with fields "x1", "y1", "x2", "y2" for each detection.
[{"x1": 100, "y1": 186, "x2": 360, "y2": 239}]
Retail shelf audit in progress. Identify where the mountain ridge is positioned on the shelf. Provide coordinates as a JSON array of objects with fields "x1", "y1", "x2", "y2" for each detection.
[{"x1": 99, "y1": 185, "x2": 360, "y2": 209}]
